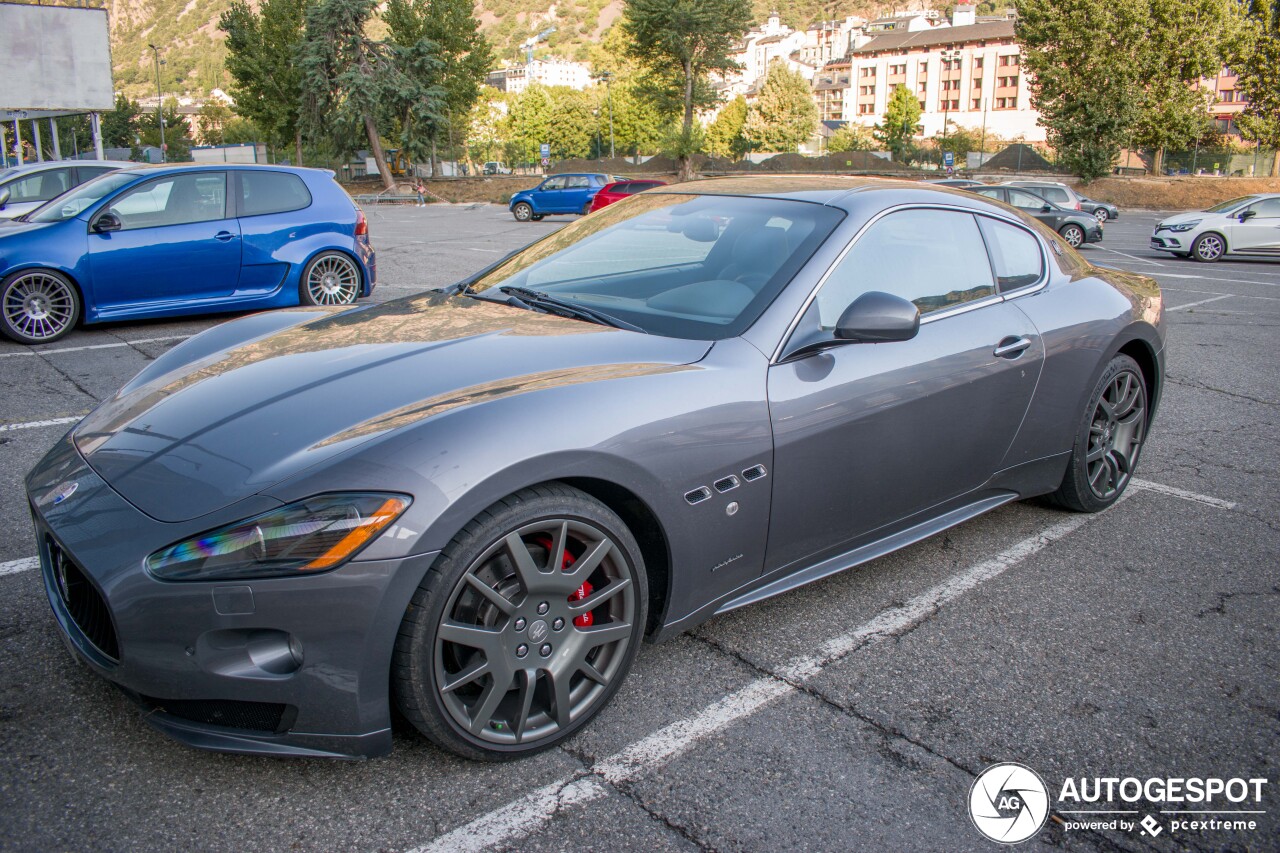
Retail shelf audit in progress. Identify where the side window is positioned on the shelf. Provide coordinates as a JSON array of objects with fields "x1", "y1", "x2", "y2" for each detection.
[
  {"x1": 975, "y1": 188, "x2": 1003, "y2": 202},
  {"x1": 565, "y1": 176, "x2": 591, "y2": 189},
  {"x1": 109, "y1": 173, "x2": 227, "y2": 230},
  {"x1": 540, "y1": 177, "x2": 567, "y2": 191},
  {"x1": 1249, "y1": 197, "x2": 1280, "y2": 218},
  {"x1": 978, "y1": 217, "x2": 1044, "y2": 291},
  {"x1": 7, "y1": 168, "x2": 72, "y2": 202},
  {"x1": 816, "y1": 209, "x2": 996, "y2": 325},
  {"x1": 76, "y1": 166, "x2": 119, "y2": 182},
  {"x1": 1041, "y1": 187, "x2": 1070, "y2": 205},
  {"x1": 1008, "y1": 189, "x2": 1048, "y2": 211},
  {"x1": 239, "y1": 171, "x2": 312, "y2": 216}
]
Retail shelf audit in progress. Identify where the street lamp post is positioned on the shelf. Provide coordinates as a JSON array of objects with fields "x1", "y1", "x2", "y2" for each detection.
[
  {"x1": 148, "y1": 43, "x2": 166, "y2": 162},
  {"x1": 940, "y1": 49, "x2": 961, "y2": 172},
  {"x1": 595, "y1": 71, "x2": 615, "y2": 160}
]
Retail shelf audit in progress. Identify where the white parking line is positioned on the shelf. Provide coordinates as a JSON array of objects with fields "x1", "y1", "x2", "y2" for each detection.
[
  {"x1": 1130, "y1": 478, "x2": 1237, "y2": 510},
  {"x1": 1153, "y1": 272, "x2": 1278, "y2": 288},
  {"x1": 1167, "y1": 295, "x2": 1232, "y2": 312},
  {"x1": 0, "y1": 416, "x2": 82, "y2": 433},
  {"x1": 0, "y1": 557, "x2": 39, "y2": 578},
  {"x1": 1095, "y1": 247, "x2": 1164, "y2": 266},
  {"x1": 413, "y1": 481, "x2": 1234, "y2": 853},
  {"x1": 0, "y1": 334, "x2": 190, "y2": 359}
]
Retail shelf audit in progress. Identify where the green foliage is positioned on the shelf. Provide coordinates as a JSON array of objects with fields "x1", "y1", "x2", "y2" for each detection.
[
  {"x1": 743, "y1": 61, "x2": 819, "y2": 152},
  {"x1": 219, "y1": 0, "x2": 309, "y2": 156},
  {"x1": 505, "y1": 84, "x2": 555, "y2": 162},
  {"x1": 706, "y1": 95, "x2": 749, "y2": 158},
  {"x1": 827, "y1": 122, "x2": 874, "y2": 152},
  {"x1": 1234, "y1": 0, "x2": 1280, "y2": 150},
  {"x1": 101, "y1": 94, "x2": 141, "y2": 150},
  {"x1": 195, "y1": 101, "x2": 234, "y2": 145},
  {"x1": 137, "y1": 99, "x2": 194, "y2": 160},
  {"x1": 875, "y1": 85, "x2": 922, "y2": 162}
]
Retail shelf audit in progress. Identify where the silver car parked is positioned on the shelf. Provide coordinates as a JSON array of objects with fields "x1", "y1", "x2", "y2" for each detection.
[
  {"x1": 1151, "y1": 194, "x2": 1280, "y2": 262},
  {"x1": 0, "y1": 160, "x2": 133, "y2": 220}
]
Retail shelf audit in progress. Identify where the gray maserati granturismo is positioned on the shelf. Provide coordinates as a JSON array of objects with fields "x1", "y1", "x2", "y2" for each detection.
[{"x1": 26, "y1": 177, "x2": 1164, "y2": 761}]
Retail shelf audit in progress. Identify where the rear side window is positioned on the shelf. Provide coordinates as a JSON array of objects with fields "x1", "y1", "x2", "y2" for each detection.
[
  {"x1": 1038, "y1": 187, "x2": 1070, "y2": 205},
  {"x1": 624, "y1": 182, "x2": 660, "y2": 194},
  {"x1": 978, "y1": 217, "x2": 1044, "y2": 291},
  {"x1": 239, "y1": 171, "x2": 312, "y2": 216},
  {"x1": 565, "y1": 176, "x2": 591, "y2": 189},
  {"x1": 5, "y1": 168, "x2": 72, "y2": 202}
]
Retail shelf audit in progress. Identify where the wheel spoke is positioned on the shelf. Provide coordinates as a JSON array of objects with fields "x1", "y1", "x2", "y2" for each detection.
[
  {"x1": 513, "y1": 668, "x2": 537, "y2": 742},
  {"x1": 1096, "y1": 398, "x2": 1115, "y2": 422},
  {"x1": 442, "y1": 658, "x2": 490, "y2": 694},
  {"x1": 1085, "y1": 443, "x2": 1107, "y2": 463},
  {"x1": 504, "y1": 532, "x2": 544, "y2": 590},
  {"x1": 547, "y1": 664, "x2": 573, "y2": 729},
  {"x1": 547, "y1": 521, "x2": 568, "y2": 574},
  {"x1": 468, "y1": 672, "x2": 512, "y2": 735},
  {"x1": 464, "y1": 573, "x2": 518, "y2": 617},
  {"x1": 568, "y1": 577, "x2": 631, "y2": 615},
  {"x1": 562, "y1": 538, "x2": 612, "y2": 588},
  {"x1": 577, "y1": 620, "x2": 631, "y2": 648},
  {"x1": 579, "y1": 660, "x2": 609, "y2": 687},
  {"x1": 438, "y1": 620, "x2": 504, "y2": 656}
]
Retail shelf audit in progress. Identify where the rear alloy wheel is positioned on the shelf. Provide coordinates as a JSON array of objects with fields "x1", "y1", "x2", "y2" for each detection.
[
  {"x1": 1, "y1": 269, "x2": 81, "y2": 344},
  {"x1": 1059, "y1": 223, "x2": 1086, "y2": 248},
  {"x1": 1049, "y1": 354, "x2": 1147, "y2": 512},
  {"x1": 1191, "y1": 232, "x2": 1226, "y2": 262},
  {"x1": 512, "y1": 202, "x2": 533, "y2": 222},
  {"x1": 394, "y1": 483, "x2": 647, "y2": 759},
  {"x1": 301, "y1": 252, "x2": 361, "y2": 306},
  {"x1": 1094, "y1": 208, "x2": 1109, "y2": 223}
]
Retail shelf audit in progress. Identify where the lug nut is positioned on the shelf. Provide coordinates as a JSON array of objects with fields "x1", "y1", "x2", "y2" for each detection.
[
  {"x1": 539, "y1": 643, "x2": 552, "y2": 657},
  {"x1": 515, "y1": 644, "x2": 528, "y2": 658},
  {"x1": 552, "y1": 617, "x2": 565, "y2": 631},
  {"x1": 513, "y1": 617, "x2": 527, "y2": 631},
  {"x1": 537, "y1": 601, "x2": 549, "y2": 615}
]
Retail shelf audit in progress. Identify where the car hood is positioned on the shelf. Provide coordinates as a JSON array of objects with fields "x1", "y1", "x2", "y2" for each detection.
[
  {"x1": 74, "y1": 293, "x2": 711, "y2": 522},
  {"x1": 0, "y1": 218, "x2": 55, "y2": 238},
  {"x1": 1158, "y1": 211, "x2": 1210, "y2": 227}
]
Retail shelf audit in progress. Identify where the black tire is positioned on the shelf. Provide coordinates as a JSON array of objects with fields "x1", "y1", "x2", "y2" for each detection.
[
  {"x1": 299, "y1": 251, "x2": 361, "y2": 306},
  {"x1": 531, "y1": 214, "x2": 545, "y2": 221},
  {"x1": 1049, "y1": 354, "x2": 1148, "y2": 513},
  {"x1": 1191, "y1": 232, "x2": 1226, "y2": 263},
  {"x1": 1059, "y1": 223, "x2": 1085, "y2": 248},
  {"x1": 394, "y1": 483, "x2": 648, "y2": 760},
  {"x1": 512, "y1": 202, "x2": 533, "y2": 222},
  {"x1": 1, "y1": 268, "x2": 81, "y2": 344}
]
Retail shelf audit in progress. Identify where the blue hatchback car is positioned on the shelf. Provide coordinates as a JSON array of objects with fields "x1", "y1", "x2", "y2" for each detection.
[
  {"x1": 508, "y1": 173, "x2": 617, "y2": 221},
  {"x1": 0, "y1": 164, "x2": 376, "y2": 344}
]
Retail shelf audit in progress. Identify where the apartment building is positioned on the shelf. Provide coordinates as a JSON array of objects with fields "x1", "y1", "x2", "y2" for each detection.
[
  {"x1": 1204, "y1": 66, "x2": 1249, "y2": 136},
  {"x1": 486, "y1": 59, "x2": 594, "y2": 94}
]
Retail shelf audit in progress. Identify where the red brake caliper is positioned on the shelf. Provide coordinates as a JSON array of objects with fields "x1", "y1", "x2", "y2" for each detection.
[{"x1": 533, "y1": 535, "x2": 594, "y2": 627}]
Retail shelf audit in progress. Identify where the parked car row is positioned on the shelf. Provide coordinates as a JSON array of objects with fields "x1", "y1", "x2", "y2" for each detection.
[
  {"x1": 0, "y1": 160, "x2": 135, "y2": 220},
  {"x1": 509, "y1": 174, "x2": 668, "y2": 221}
]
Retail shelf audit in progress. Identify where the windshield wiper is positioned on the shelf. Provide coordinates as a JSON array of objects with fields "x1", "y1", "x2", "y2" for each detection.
[{"x1": 498, "y1": 286, "x2": 646, "y2": 333}]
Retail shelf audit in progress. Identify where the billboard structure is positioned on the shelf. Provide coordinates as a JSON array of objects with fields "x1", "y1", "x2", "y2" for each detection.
[{"x1": 1, "y1": 3, "x2": 115, "y2": 163}]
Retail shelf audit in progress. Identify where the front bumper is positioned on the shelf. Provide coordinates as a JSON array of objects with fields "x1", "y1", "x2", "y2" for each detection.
[
  {"x1": 1150, "y1": 233, "x2": 1187, "y2": 251},
  {"x1": 27, "y1": 433, "x2": 435, "y2": 759},
  {"x1": 1085, "y1": 223, "x2": 1104, "y2": 243}
]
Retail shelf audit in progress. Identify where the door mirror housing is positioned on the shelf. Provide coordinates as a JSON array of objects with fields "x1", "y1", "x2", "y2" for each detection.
[
  {"x1": 93, "y1": 212, "x2": 122, "y2": 233},
  {"x1": 1238, "y1": 208, "x2": 1257, "y2": 222},
  {"x1": 1041, "y1": 203, "x2": 1053, "y2": 212},
  {"x1": 835, "y1": 291, "x2": 921, "y2": 343},
  {"x1": 0, "y1": 189, "x2": 8, "y2": 209}
]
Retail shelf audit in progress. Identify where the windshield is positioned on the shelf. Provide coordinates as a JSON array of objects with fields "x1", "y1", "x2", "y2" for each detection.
[
  {"x1": 27, "y1": 172, "x2": 138, "y2": 223},
  {"x1": 470, "y1": 193, "x2": 844, "y2": 340},
  {"x1": 1205, "y1": 195, "x2": 1258, "y2": 214}
]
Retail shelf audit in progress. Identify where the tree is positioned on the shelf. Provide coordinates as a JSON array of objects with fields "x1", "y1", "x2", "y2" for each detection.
[
  {"x1": 137, "y1": 99, "x2": 194, "y2": 161},
  {"x1": 466, "y1": 92, "x2": 507, "y2": 164},
  {"x1": 621, "y1": 0, "x2": 754, "y2": 179},
  {"x1": 220, "y1": 0, "x2": 309, "y2": 165},
  {"x1": 101, "y1": 94, "x2": 140, "y2": 150},
  {"x1": 195, "y1": 102, "x2": 234, "y2": 146},
  {"x1": 744, "y1": 61, "x2": 818, "y2": 153},
  {"x1": 828, "y1": 122, "x2": 875, "y2": 152},
  {"x1": 1233, "y1": 0, "x2": 1280, "y2": 174},
  {"x1": 299, "y1": 0, "x2": 401, "y2": 189},
  {"x1": 706, "y1": 95, "x2": 748, "y2": 159},
  {"x1": 549, "y1": 87, "x2": 596, "y2": 159},
  {"x1": 875, "y1": 85, "x2": 922, "y2": 162},
  {"x1": 506, "y1": 84, "x2": 556, "y2": 164}
]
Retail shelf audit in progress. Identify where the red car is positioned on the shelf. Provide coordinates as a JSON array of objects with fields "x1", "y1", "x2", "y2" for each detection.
[{"x1": 587, "y1": 179, "x2": 668, "y2": 213}]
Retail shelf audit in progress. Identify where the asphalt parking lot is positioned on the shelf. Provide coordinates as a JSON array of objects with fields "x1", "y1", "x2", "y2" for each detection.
[{"x1": 1, "y1": 198, "x2": 1277, "y2": 852}]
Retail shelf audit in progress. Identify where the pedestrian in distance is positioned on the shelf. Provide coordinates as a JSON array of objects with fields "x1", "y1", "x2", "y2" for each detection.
[{"x1": 415, "y1": 181, "x2": 426, "y2": 207}]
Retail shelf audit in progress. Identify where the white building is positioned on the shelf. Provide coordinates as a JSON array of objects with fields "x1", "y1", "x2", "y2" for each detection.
[
  {"x1": 839, "y1": 10, "x2": 1044, "y2": 143},
  {"x1": 724, "y1": 11, "x2": 814, "y2": 99},
  {"x1": 799, "y1": 16, "x2": 866, "y2": 68},
  {"x1": 486, "y1": 59, "x2": 594, "y2": 94}
]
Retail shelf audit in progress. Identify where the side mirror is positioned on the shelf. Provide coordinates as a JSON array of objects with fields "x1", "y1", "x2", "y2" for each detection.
[
  {"x1": 93, "y1": 212, "x2": 122, "y2": 233},
  {"x1": 1041, "y1": 203, "x2": 1053, "y2": 212},
  {"x1": 1239, "y1": 209, "x2": 1257, "y2": 222},
  {"x1": 0, "y1": 189, "x2": 9, "y2": 209},
  {"x1": 835, "y1": 291, "x2": 921, "y2": 343}
]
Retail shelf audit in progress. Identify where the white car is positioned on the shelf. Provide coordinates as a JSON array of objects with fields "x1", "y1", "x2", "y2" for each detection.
[
  {"x1": 1151, "y1": 193, "x2": 1280, "y2": 262},
  {"x1": 0, "y1": 160, "x2": 133, "y2": 220}
]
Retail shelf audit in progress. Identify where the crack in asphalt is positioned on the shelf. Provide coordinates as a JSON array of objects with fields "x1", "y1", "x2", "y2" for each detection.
[{"x1": 1165, "y1": 376, "x2": 1276, "y2": 407}]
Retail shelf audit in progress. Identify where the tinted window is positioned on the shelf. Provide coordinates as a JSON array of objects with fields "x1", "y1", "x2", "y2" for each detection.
[
  {"x1": 974, "y1": 188, "x2": 1003, "y2": 202},
  {"x1": 623, "y1": 182, "x2": 660, "y2": 194},
  {"x1": 1008, "y1": 189, "x2": 1050, "y2": 211},
  {"x1": 239, "y1": 171, "x2": 312, "y2": 216},
  {"x1": 470, "y1": 193, "x2": 843, "y2": 340},
  {"x1": 109, "y1": 173, "x2": 228, "y2": 230},
  {"x1": 540, "y1": 177, "x2": 567, "y2": 191},
  {"x1": 816, "y1": 209, "x2": 996, "y2": 324},
  {"x1": 978, "y1": 217, "x2": 1044, "y2": 291},
  {"x1": 1206, "y1": 195, "x2": 1256, "y2": 213},
  {"x1": 77, "y1": 165, "x2": 119, "y2": 181},
  {"x1": 565, "y1": 176, "x2": 591, "y2": 189},
  {"x1": 1247, "y1": 197, "x2": 1280, "y2": 218},
  {"x1": 1040, "y1": 187, "x2": 1070, "y2": 204},
  {"x1": 5, "y1": 168, "x2": 72, "y2": 202},
  {"x1": 27, "y1": 172, "x2": 136, "y2": 222}
]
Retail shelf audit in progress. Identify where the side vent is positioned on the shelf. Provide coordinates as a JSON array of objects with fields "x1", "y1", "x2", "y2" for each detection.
[
  {"x1": 713, "y1": 475, "x2": 740, "y2": 493},
  {"x1": 684, "y1": 487, "x2": 712, "y2": 505},
  {"x1": 742, "y1": 464, "x2": 768, "y2": 482}
]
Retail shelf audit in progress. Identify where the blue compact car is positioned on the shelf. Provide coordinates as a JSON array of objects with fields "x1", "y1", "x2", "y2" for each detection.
[
  {"x1": 0, "y1": 164, "x2": 376, "y2": 344},
  {"x1": 508, "y1": 173, "x2": 615, "y2": 221}
]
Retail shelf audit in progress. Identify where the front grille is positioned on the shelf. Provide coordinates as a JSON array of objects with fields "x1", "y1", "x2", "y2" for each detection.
[
  {"x1": 143, "y1": 697, "x2": 290, "y2": 733},
  {"x1": 46, "y1": 536, "x2": 119, "y2": 661}
]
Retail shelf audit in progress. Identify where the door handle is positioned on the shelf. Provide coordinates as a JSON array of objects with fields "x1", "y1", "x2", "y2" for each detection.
[
  {"x1": 994, "y1": 336, "x2": 1032, "y2": 358},
  {"x1": 214, "y1": 231, "x2": 237, "y2": 242}
]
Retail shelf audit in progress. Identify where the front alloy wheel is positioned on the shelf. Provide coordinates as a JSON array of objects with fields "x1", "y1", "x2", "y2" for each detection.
[
  {"x1": 512, "y1": 202, "x2": 533, "y2": 222},
  {"x1": 1192, "y1": 232, "x2": 1225, "y2": 262},
  {"x1": 301, "y1": 252, "x2": 361, "y2": 305},
  {"x1": 1060, "y1": 223, "x2": 1085, "y2": 248},
  {"x1": 1094, "y1": 208, "x2": 1109, "y2": 223},
  {"x1": 1, "y1": 269, "x2": 81, "y2": 344},
  {"x1": 394, "y1": 484, "x2": 647, "y2": 759}
]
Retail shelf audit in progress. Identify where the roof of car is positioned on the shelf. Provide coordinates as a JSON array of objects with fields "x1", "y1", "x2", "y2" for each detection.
[
  {"x1": 108, "y1": 163, "x2": 334, "y2": 180},
  {"x1": 1, "y1": 159, "x2": 134, "y2": 175},
  {"x1": 648, "y1": 175, "x2": 984, "y2": 211}
]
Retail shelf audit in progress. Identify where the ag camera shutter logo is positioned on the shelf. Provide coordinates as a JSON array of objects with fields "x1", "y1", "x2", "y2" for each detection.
[{"x1": 969, "y1": 762, "x2": 1050, "y2": 844}]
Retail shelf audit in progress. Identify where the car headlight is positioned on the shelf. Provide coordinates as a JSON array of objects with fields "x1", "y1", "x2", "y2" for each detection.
[
  {"x1": 1166, "y1": 220, "x2": 1201, "y2": 232},
  {"x1": 146, "y1": 493, "x2": 411, "y2": 581}
]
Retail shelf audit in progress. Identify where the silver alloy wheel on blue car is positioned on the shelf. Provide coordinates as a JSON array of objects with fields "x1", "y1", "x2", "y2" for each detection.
[
  {"x1": 1, "y1": 269, "x2": 81, "y2": 344},
  {"x1": 513, "y1": 202, "x2": 533, "y2": 222},
  {"x1": 302, "y1": 252, "x2": 361, "y2": 306}
]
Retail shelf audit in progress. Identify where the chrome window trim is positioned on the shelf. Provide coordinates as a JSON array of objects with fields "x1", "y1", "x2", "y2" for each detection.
[{"x1": 771, "y1": 202, "x2": 1051, "y2": 363}]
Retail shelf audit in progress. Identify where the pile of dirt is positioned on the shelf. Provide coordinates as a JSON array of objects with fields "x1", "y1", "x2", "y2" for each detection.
[
  {"x1": 1080, "y1": 176, "x2": 1280, "y2": 210},
  {"x1": 983, "y1": 143, "x2": 1056, "y2": 172},
  {"x1": 551, "y1": 155, "x2": 677, "y2": 175}
]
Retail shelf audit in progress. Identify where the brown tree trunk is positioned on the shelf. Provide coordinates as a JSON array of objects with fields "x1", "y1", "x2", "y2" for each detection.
[
  {"x1": 295, "y1": 129, "x2": 304, "y2": 167},
  {"x1": 1151, "y1": 147, "x2": 1164, "y2": 177},
  {"x1": 1273, "y1": 148, "x2": 1280, "y2": 178},
  {"x1": 364, "y1": 114, "x2": 395, "y2": 191},
  {"x1": 679, "y1": 59, "x2": 695, "y2": 182}
]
